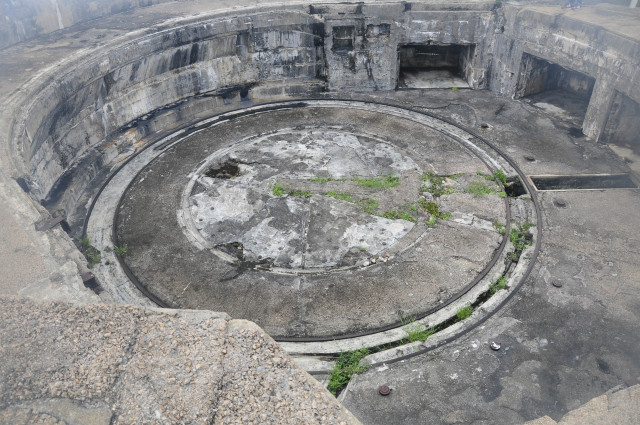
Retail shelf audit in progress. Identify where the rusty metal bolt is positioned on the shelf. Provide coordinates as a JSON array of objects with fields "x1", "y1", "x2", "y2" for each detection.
[{"x1": 379, "y1": 385, "x2": 391, "y2": 396}]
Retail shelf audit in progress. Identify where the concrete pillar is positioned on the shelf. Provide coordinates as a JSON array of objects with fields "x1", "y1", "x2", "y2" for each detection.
[
  {"x1": 583, "y1": 73, "x2": 616, "y2": 142},
  {"x1": 630, "y1": 0, "x2": 638, "y2": 9}
]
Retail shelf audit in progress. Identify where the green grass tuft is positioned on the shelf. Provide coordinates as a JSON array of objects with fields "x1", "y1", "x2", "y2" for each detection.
[
  {"x1": 273, "y1": 183, "x2": 287, "y2": 196},
  {"x1": 492, "y1": 169, "x2": 507, "y2": 185},
  {"x1": 419, "y1": 200, "x2": 451, "y2": 223},
  {"x1": 489, "y1": 275, "x2": 507, "y2": 295},
  {"x1": 493, "y1": 222, "x2": 506, "y2": 236},
  {"x1": 419, "y1": 172, "x2": 454, "y2": 197},
  {"x1": 327, "y1": 349, "x2": 370, "y2": 396},
  {"x1": 401, "y1": 315, "x2": 436, "y2": 343},
  {"x1": 326, "y1": 191, "x2": 354, "y2": 202},
  {"x1": 273, "y1": 183, "x2": 312, "y2": 198},
  {"x1": 352, "y1": 174, "x2": 400, "y2": 190},
  {"x1": 86, "y1": 250, "x2": 101, "y2": 268},
  {"x1": 465, "y1": 180, "x2": 494, "y2": 197},
  {"x1": 358, "y1": 198, "x2": 379, "y2": 214},
  {"x1": 456, "y1": 304, "x2": 473, "y2": 321},
  {"x1": 382, "y1": 210, "x2": 417, "y2": 223}
]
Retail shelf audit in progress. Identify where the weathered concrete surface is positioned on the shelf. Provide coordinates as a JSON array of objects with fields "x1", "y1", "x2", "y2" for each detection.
[
  {"x1": 0, "y1": 295, "x2": 361, "y2": 425},
  {"x1": 525, "y1": 385, "x2": 640, "y2": 424},
  {"x1": 338, "y1": 89, "x2": 640, "y2": 424},
  {"x1": 112, "y1": 102, "x2": 507, "y2": 338},
  {"x1": 491, "y1": 3, "x2": 640, "y2": 142}
]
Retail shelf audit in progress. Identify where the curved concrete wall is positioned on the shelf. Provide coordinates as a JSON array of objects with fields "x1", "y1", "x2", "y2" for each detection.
[
  {"x1": 9, "y1": 8, "x2": 326, "y2": 227},
  {"x1": 6, "y1": 1, "x2": 500, "y2": 230},
  {"x1": 2, "y1": 1, "x2": 640, "y2": 232}
]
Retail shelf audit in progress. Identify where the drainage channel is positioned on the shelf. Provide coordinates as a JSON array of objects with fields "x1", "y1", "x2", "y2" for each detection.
[{"x1": 530, "y1": 173, "x2": 638, "y2": 191}]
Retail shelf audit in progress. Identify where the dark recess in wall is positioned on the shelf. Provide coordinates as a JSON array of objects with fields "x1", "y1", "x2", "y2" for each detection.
[
  {"x1": 397, "y1": 43, "x2": 475, "y2": 88},
  {"x1": 515, "y1": 53, "x2": 596, "y2": 121},
  {"x1": 515, "y1": 53, "x2": 595, "y2": 100},
  {"x1": 601, "y1": 91, "x2": 640, "y2": 154}
]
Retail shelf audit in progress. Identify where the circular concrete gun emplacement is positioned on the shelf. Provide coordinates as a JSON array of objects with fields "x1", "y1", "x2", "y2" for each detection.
[{"x1": 88, "y1": 99, "x2": 536, "y2": 352}]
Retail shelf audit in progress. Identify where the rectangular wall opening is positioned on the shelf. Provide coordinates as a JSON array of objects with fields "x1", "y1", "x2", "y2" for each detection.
[
  {"x1": 515, "y1": 53, "x2": 595, "y2": 121},
  {"x1": 332, "y1": 26, "x2": 354, "y2": 52},
  {"x1": 397, "y1": 44, "x2": 475, "y2": 89}
]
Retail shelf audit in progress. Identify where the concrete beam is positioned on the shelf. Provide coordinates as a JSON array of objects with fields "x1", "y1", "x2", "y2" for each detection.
[{"x1": 583, "y1": 72, "x2": 617, "y2": 142}]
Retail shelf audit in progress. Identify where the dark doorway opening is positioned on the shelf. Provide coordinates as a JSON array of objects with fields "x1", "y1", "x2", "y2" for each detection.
[
  {"x1": 397, "y1": 44, "x2": 475, "y2": 89},
  {"x1": 515, "y1": 53, "x2": 595, "y2": 122}
]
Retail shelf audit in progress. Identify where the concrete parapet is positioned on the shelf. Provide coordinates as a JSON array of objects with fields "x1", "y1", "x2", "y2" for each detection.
[{"x1": 0, "y1": 295, "x2": 361, "y2": 424}]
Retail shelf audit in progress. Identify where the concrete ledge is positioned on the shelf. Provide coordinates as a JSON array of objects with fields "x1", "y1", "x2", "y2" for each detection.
[{"x1": 0, "y1": 295, "x2": 361, "y2": 424}]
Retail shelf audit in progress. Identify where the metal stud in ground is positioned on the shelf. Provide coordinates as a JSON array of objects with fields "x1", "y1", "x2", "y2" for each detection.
[
  {"x1": 379, "y1": 385, "x2": 391, "y2": 396},
  {"x1": 490, "y1": 341, "x2": 501, "y2": 351},
  {"x1": 552, "y1": 279, "x2": 563, "y2": 288}
]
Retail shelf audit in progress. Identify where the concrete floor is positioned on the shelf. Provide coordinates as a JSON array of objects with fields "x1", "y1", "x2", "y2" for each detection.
[
  {"x1": 327, "y1": 89, "x2": 640, "y2": 424},
  {"x1": 104, "y1": 101, "x2": 510, "y2": 339}
]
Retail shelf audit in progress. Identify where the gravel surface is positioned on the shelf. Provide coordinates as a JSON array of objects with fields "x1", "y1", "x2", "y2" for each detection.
[{"x1": 0, "y1": 296, "x2": 360, "y2": 425}]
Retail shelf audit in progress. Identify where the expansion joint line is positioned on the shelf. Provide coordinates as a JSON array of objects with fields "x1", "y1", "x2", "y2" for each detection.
[{"x1": 300, "y1": 197, "x2": 312, "y2": 269}]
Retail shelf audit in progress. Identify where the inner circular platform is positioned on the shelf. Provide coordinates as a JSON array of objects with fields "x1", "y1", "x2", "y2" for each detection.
[{"x1": 114, "y1": 101, "x2": 508, "y2": 338}]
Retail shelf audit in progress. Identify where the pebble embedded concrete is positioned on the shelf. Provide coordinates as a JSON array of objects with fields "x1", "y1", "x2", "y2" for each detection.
[{"x1": 0, "y1": 296, "x2": 360, "y2": 425}]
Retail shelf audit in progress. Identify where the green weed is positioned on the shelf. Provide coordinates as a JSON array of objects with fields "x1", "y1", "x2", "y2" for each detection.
[
  {"x1": 273, "y1": 183, "x2": 287, "y2": 196},
  {"x1": 465, "y1": 180, "x2": 494, "y2": 197},
  {"x1": 352, "y1": 175, "x2": 400, "y2": 190},
  {"x1": 456, "y1": 304, "x2": 473, "y2": 321},
  {"x1": 382, "y1": 210, "x2": 417, "y2": 223},
  {"x1": 401, "y1": 315, "x2": 436, "y2": 343},
  {"x1": 273, "y1": 183, "x2": 312, "y2": 197},
  {"x1": 492, "y1": 169, "x2": 507, "y2": 185},
  {"x1": 489, "y1": 275, "x2": 507, "y2": 295},
  {"x1": 358, "y1": 198, "x2": 379, "y2": 214},
  {"x1": 326, "y1": 191, "x2": 354, "y2": 202},
  {"x1": 451, "y1": 87, "x2": 459, "y2": 92},
  {"x1": 493, "y1": 222, "x2": 506, "y2": 236},
  {"x1": 114, "y1": 245, "x2": 127, "y2": 255},
  {"x1": 327, "y1": 349, "x2": 370, "y2": 396},
  {"x1": 508, "y1": 221, "x2": 535, "y2": 260},
  {"x1": 420, "y1": 201, "x2": 451, "y2": 221},
  {"x1": 80, "y1": 236, "x2": 91, "y2": 247},
  {"x1": 420, "y1": 172, "x2": 454, "y2": 197},
  {"x1": 86, "y1": 250, "x2": 101, "y2": 268}
]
